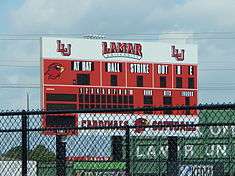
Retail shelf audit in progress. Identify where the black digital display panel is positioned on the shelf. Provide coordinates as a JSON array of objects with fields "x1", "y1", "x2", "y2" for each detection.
[
  {"x1": 79, "y1": 94, "x2": 84, "y2": 103},
  {"x1": 46, "y1": 115, "x2": 76, "y2": 127},
  {"x1": 46, "y1": 93, "x2": 77, "y2": 102},
  {"x1": 78, "y1": 92, "x2": 134, "y2": 110},
  {"x1": 160, "y1": 76, "x2": 167, "y2": 88},
  {"x1": 77, "y1": 74, "x2": 90, "y2": 85},
  {"x1": 129, "y1": 96, "x2": 133, "y2": 104},
  {"x1": 111, "y1": 75, "x2": 118, "y2": 86},
  {"x1": 137, "y1": 76, "x2": 143, "y2": 87},
  {"x1": 47, "y1": 104, "x2": 77, "y2": 110},
  {"x1": 163, "y1": 97, "x2": 172, "y2": 114},
  {"x1": 144, "y1": 96, "x2": 153, "y2": 104},
  {"x1": 176, "y1": 77, "x2": 182, "y2": 88},
  {"x1": 188, "y1": 78, "x2": 195, "y2": 89}
]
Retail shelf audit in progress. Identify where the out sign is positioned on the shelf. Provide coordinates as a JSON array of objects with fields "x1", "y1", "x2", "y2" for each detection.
[{"x1": 158, "y1": 65, "x2": 168, "y2": 74}]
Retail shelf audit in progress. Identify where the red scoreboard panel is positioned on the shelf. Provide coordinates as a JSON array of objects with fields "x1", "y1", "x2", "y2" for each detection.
[{"x1": 41, "y1": 37, "x2": 198, "y2": 136}]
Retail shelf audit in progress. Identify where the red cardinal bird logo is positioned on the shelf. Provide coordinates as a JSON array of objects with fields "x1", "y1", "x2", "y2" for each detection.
[
  {"x1": 134, "y1": 118, "x2": 149, "y2": 133},
  {"x1": 45, "y1": 63, "x2": 65, "y2": 79}
]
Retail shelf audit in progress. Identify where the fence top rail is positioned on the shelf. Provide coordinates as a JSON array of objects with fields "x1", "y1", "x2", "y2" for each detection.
[
  {"x1": 0, "y1": 103, "x2": 234, "y2": 116},
  {"x1": 1, "y1": 122, "x2": 235, "y2": 133}
]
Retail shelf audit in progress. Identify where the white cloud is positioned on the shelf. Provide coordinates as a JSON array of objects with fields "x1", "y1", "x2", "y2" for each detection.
[
  {"x1": 145, "y1": 0, "x2": 235, "y2": 32},
  {"x1": 9, "y1": 0, "x2": 235, "y2": 33},
  {"x1": 10, "y1": 0, "x2": 92, "y2": 32}
]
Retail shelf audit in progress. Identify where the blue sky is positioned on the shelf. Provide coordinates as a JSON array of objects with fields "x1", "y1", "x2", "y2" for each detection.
[
  {"x1": 0, "y1": 0, "x2": 22, "y2": 32},
  {"x1": 0, "y1": 0, "x2": 235, "y2": 110}
]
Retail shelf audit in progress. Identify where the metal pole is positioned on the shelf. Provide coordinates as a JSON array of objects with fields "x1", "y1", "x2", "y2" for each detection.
[
  {"x1": 56, "y1": 135, "x2": 66, "y2": 176},
  {"x1": 26, "y1": 92, "x2": 29, "y2": 111},
  {"x1": 125, "y1": 126, "x2": 130, "y2": 176},
  {"x1": 26, "y1": 92, "x2": 30, "y2": 158},
  {"x1": 111, "y1": 136, "x2": 123, "y2": 161},
  {"x1": 22, "y1": 110, "x2": 27, "y2": 176},
  {"x1": 167, "y1": 136, "x2": 178, "y2": 176}
]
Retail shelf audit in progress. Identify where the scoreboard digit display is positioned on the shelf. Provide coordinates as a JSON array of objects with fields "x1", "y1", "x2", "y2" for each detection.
[{"x1": 41, "y1": 37, "x2": 198, "y2": 136}]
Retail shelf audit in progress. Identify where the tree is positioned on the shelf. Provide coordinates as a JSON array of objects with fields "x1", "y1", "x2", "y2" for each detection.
[
  {"x1": 2, "y1": 144, "x2": 56, "y2": 162},
  {"x1": 29, "y1": 144, "x2": 55, "y2": 162},
  {"x1": 2, "y1": 146, "x2": 22, "y2": 160}
]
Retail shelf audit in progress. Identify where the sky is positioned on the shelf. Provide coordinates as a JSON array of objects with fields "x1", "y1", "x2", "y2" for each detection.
[{"x1": 0, "y1": 0, "x2": 235, "y2": 110}]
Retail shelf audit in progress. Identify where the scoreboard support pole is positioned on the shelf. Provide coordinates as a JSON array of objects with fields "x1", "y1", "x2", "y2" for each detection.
[
  {"x1": 167, "y1": 136, "x2": 178, "y2": 176},
  {"x1": 56, "y1": 135, "x2": 66, "y2": 176}
]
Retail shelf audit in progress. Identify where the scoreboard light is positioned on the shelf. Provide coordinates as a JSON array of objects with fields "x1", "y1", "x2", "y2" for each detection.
[{"x1": 41, "y1": 37, "x2": 198, "y2": 136}]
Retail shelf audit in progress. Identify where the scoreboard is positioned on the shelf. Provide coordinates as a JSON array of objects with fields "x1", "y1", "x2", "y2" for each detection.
[{"x1": 41, "y1": 37, "x2": 198, "y2": 135}]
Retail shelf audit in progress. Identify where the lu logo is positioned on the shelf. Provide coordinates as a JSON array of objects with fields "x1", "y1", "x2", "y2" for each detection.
[
  {"x1": 171, "y1": 45, "x2": 185, "y2": 61},
  {"x1": 57, "y1": 40, "x2": 71, "y2": 56}
]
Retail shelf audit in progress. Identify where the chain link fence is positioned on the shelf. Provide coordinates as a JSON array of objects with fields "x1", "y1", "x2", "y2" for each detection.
[{"x1": 0, "y1": 104, "x2": 234, "y2": 176}]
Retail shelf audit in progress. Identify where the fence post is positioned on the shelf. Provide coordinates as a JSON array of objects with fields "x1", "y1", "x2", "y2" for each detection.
[
  {"x1": 56, "y1": 135, "x2": 66, "y2": 176},
  {"x1": 21, "y1": 110, "x2": 27, "y2": 176},
  {"x1": 111, "y1": 136, "x2": 124, "y2": 161},
  {"x1": 125, "y1": 125, "x2": 130, "y2": 176},
  {"x1": 167, "y1": 136, "x2": 178, "y2": 176}
]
